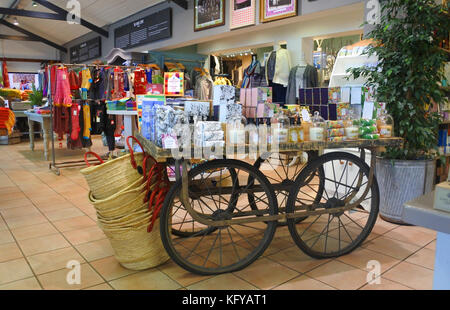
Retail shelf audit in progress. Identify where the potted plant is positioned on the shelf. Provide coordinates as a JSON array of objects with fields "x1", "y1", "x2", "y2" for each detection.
[
  {"x1": 349, "y1": 0, "x2": 450, "y2": 223},
  {"x1": 28, "y1": 84, "x2": 44, "y2": 108}
]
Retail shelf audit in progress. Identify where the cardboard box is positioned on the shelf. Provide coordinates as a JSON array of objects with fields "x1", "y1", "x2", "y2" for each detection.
[{"x1": 434, "y1": 181, "x2": 450, "y2": 213}]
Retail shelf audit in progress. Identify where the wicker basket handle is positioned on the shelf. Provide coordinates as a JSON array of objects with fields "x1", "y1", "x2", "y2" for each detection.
[
  {"x1": 126, "y1": 135, "x2": 147, "y2": 169},
  {"x1": 84, "y1": 152, "x2": 105, "y2": 167}
]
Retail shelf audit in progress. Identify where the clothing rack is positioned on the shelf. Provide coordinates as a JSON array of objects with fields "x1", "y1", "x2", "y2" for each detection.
[{"x1": 47, "y1": 63, "x2": 140, "y2": 175}]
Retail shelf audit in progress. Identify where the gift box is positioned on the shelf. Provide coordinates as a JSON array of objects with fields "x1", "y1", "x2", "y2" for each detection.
[
  {"x1": 256, "y1": 103, "x2": 278, "y2": 118},
  {"x1": 213, "y1": 85, "x2": 235, "y2": 106},
  {"x1": 328, "y1": 87, "x2": 341, "y2": 104},
  {"x1": 147, "y1": 84, "x2": 164, "y2": 95},
  {"x1": 218, "y1": 103, "x2": 242, "y2": 123},
  {"x1": 185, "y1": 100, "x2": 211, "y2": 120},
  {"x1": 337, "y1": 102, "x2": 351, "y2": 120}
]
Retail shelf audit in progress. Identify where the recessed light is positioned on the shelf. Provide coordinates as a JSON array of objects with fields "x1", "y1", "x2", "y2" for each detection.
[
  {"x1": 32, "y1": 1, "x2": 38, "y2": 7},
  {"x1": 13, "y1": 17, "x2": 19, "y2": 25}
]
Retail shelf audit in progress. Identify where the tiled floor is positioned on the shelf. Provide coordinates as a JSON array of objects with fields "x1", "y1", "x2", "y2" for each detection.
[{"x1": 0, "y1": 138, "x2": 437, "y2": 290}]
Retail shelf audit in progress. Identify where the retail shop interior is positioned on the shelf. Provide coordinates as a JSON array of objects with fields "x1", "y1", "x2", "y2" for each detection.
[{"x1": 0, "y1": 0, "x2": 449, "y2": 291}]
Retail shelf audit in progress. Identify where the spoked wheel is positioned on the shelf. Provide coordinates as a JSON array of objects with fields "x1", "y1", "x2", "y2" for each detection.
[
  {"x1": 160, "y1": 159, "x2": 278, "y2": 275},
  {"x1": 286, "y1": 152, "x2": 379, "y2": 259},
  {"x1": 249, "y1": 151, "x2": 324, "y2": 226},
  {"x1": 167, "y1": 164, "x2": 238, "y2": 238}
]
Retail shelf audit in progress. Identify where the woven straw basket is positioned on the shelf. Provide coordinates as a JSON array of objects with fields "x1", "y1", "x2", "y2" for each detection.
[
  {"x1": 99, "y1": 213, "x2": 169, "y2": 270},
  {"x1": 88, "y1": 180, "x2": 148, "y2": 219},
  {"x1": 80, "y1": 153, "x2": 145, "y2": 200}
]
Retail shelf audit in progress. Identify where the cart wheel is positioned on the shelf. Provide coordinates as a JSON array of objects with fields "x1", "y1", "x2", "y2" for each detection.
[
  {"x1": 286, "y1": 152, "x2": 379, "y2": 259},
  {"x1": 160, "y1": 159, "x2": 278, "y2": 275},
  {"x1": 248, "y1": 152, "x2": 324, "y2": 226},
  {"x1": 170, "y1": 166, "x2": 238, "y2": 238}
]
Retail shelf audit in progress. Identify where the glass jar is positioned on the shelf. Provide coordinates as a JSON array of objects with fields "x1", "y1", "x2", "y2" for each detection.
[
  {"x1": 271, "y1": 110, "x2": 289, "y2": 144},
  {"x1": 289, "y1": 114, "x2": 304, "y2": 143},
  {"x1": 377, "y1": 109, "x2": 394, "y2": 138},
  {"x1": 227, "y1": 115, "x2": 247, "y2": 145},
  {"x1": 310, "y1": 111, "x2": 326, "y2": 141},
  {"x1": 344, "y1": 109, "x2": 360, "y2": 140}
]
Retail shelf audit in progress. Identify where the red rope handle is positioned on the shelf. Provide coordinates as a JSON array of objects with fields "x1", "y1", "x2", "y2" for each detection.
[
  {"x1": 126, "y1": 136, "x2": 146, "y2": 169},
  {"x1": 84, "y1": 152, "x2": 104, "y2": 167}
]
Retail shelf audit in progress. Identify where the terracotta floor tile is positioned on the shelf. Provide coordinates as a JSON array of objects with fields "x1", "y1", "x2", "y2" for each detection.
[
  {"x1": 1, "y1": 206, "x2": 41, "y2": 220},
  {"x1": 383, "y1": 226, "x2": 436, "y2": 247},
  {"x1": 10, "y1": 222, "x2": 59, "y2": 241},
  {"x1": 158, "y1": 260, "x2": 212, "y2": 287},
  {"x1": 0, "y1": 198, "x2": 34, "y2": 211},
  {"x1": 83, "y1": 283, "x2": 113, "y2": 290},
  {"x1": 0, "y1": 230, "x2": 14, "y2": 245},
  {"x1": 306, "y1": 260, "x2": 369, "y2": 290},
  {"x1": 18, "y1": 233, "x2": 70, "y2": 256},
  {"x1": 273, "y1": 275, "x2": 336, "y2": 290},
  {"x1": 0, "y1": 218, "x2": 7, "y2": 231},
  {"x1": 0, "y1": 277, "x2": 42, "y2": 290},
  {"x1": 267, "y1": 246, "x2": 330, "y2": 273},
  {"x1": 30, "y1": 195, "x2": 67, "y2": 206},
  {"x1": 0, "y1": 242, "x2": 23, "y2": 263},
  {"x1": 370, "y1": 217, "x2": 399, "y2": 235},
  {"x1": 383, "y1": 262, "x2": 434, "y2": 290},
  {"x1": 187, "y1": 273, "x2": 258, "y2": 290},
  {"x1": 43, "y1": 207, "x2": 85, "y2": 222},
  {"x1": 425, "y1": 241, "x2": 436, "y2": 250},
  {"x1": 405, "y1": 247, "x2": 435, "y2": 270},
  {"x1": 0, "y1": 190, "x2": 27, "y2": 202},
  {"x1": 28, "y1": 247, "x2": 85, "y2": 275},
  {"x1": 63, "y1": 226, "x2": 105, "y2": 246},
  {"x1": 336, "y1": 248, "x2": 401, "y2": 274},
  {"x1": 0, "y1": 258, "x2": 34, "y2": 285},
  {"x1": 36, "y1": 201, "x2": 76, "y2": 213},
  {"x1": 233, "y1": 257, "x2": 299, "y2": 289},
  {"x1": 109, "y1": 269, "x2": 181, "y2": 290},
  {"x1": 75, "y1": 239, "x2": 114, "y2": 262},
  {"x1": 38, "y1": 263, "x2": 104, "y2": 290},
  {"x1": 261, "y1": 237, "x2": 296, "y2": 257},
  {"x1": 90, "y1": 256, "x2": 137, "y2": 281},
  {"x1": 362, "y1": 236, "x2": 421, "y2": 260},
  {"x1": 52, "y1": 215, "x2": 97, "y2": 233},
  {"x1": 359, "y1": 277, "x2": 413, "y2": 290},
  {"x1": 5, "y1": 213, "x2": 49, "y2": 229}
]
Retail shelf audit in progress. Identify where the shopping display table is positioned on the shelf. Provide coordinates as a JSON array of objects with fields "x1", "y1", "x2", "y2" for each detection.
[
  {"x1": 24, "y1": 111, "x2": 52, "y2": 161},
  {"x1": 403, "y1": 191, "x2": 450, "y2": 290}
]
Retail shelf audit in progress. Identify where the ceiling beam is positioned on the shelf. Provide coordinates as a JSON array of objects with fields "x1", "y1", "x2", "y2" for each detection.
[
  {"x1": 0, "y1": 19, "x2": 67, "y2": 52},
  {"x1": 171, "y1": 0, "x2": 188, "y2": 10},
  {"x1": 0, "y1": 34, "x2": 39, "y2": 41},
  {"x1": 32, "y1": 0, "x2": 109, "y2": 38},
  {"x1": 1, "y1": 57, "x2": 59, "y2": 63},
  {"x1": 0, "y1": 7, "x2": 65, "y2": 20}
]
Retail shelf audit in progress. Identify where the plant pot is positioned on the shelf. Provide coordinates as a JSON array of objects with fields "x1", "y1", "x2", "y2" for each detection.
[{"x1": 376, "y1": 158, "x2": 435, "y2": 224}]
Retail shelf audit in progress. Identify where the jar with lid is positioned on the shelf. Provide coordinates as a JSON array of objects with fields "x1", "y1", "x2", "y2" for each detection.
[
  {"x1": 377, "y1": 109, "x2": 394, "y2": 138},
  {"x1": 343, "y1": 109, "x2": 360, "y2": 140},
  {"x1": 270, "y1": 109, "x2": 289, "y2": 144},
  {"x1": 227, "y1": 114, "x2": 247, "y2": 145},
  {"x1": 310, "y1": 111, "x2": 326, "y2": 141}
]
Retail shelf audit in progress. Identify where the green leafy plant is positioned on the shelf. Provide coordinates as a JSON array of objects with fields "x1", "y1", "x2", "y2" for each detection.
[
  {"x1": 349, "y1": 0, "x2": 449, "y2": 160},
  {"x1": 28, "y1": 84, "x2": 43, "y2": 107}
]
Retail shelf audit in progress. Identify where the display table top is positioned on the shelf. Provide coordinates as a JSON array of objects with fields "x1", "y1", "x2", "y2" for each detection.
[{"x1": 403, "y1": 191, "x2": 450, "y2": 234}]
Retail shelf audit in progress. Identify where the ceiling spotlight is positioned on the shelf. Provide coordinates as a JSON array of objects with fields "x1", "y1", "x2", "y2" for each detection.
[
  {"x1": 32, "y1": 1, "x2": 38, "y2": 6},
  {"x1": 13, "y1": 17, "x2": 19, "y2": 25}
]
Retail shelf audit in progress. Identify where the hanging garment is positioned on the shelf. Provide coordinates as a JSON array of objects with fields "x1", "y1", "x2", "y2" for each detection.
[
  {"x1": 91, "y1": 68, "x2": 106, "y2": 100},
  {"x1": 114, "y1": 115, "x2": 124, "y2": 137},
  {"x1": 127, "y1": 69, "x2": 135, "y2": 96},
  {"x1": 286, "y1": 66, "x2": 307, "y2": 105},
  {"x1": 70, "y1": 103, "x2": 81, "y2": 141},
  {"x1": 99, "y1": 102, "x2": 116, "y2": 151},
  {"x1": 134, "y1": 68, "x2": 147, "y2": 95},
  {"x1": 2, "y1": 61, "x2": 10, "y2": 88},
  {"x1": 103, "y1": 68, "x2": 114, "y2": 101},
  {"x1": 90, "y1": 100, "x2": 105, "y2": 135},
  {"x1": 242, "y1": 60, "x2": 261, "y2": 89},
  {"x1": 50, "y1": 66, "x2": 58, "y2": 99},
  {"x1": 113, "y1": 67, "x2": 125, "y2": 99},
  {"x1": 80, "y1": 68, "x2": 92, "y2": 100},
  {"x1": 145, "y1": 69, "x2": 153, "y2": 84},
  {"x1": 265, "y1": 51, "x2": 277, "y2": 83},
  {"x1": 53, "y1": 67, "x2": 72, "y2": 107},
  {"x1": 82, "y1": 102, "x2": 92, "y2": 140},
  {"x1": 78, "y1": 103, "x2": 93, "y2": 148},
  {"x1": 273, "y1": 48, "x2": 292, "y2": 87},
  {"x1": 270, "y1": 81, "x2": 287, "y2": 105},
  {"x1": 53, "y1": 105, "x2": 71, "y2": 140},
  {"x1": 303, "y1": 65, "x2": 319, "y2": 88},
  {"x1": 69, "y1": 70, "x2": 80, "y2": 100},
  {"x1": 194, "y1": 74, "x2": 213, "y2": 101},
  {"x1": 43, "y1": 69, "x2": 49, "y2": 97}
]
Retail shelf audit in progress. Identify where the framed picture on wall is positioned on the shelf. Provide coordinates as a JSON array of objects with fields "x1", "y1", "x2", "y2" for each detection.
[
  {"x1": 260, "y1": 0, "x2": 298, "y2": 23},
  {"x1": 230, "y1": 0, "x2": 256, "y2": 30},
  {"x1": 194, "y1": 0, "x2": 226, "y2": 32}
]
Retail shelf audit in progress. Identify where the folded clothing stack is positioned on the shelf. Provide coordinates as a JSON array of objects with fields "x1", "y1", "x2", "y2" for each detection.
[{"x1": 194, "y1": 121, "x2": 225, "y2": 148}]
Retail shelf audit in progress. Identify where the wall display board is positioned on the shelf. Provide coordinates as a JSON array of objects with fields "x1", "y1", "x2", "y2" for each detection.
[
  {"x1": 114, "y1": 8, "x2": 172, "y2": 50},
  {"x1": 260, "y1": 0, "x2": 298, "y2": 23},
  {"x1": 194, "y1": 0, "x2": 226, "y2": 31},
  {"x1": 70, "y1": 37, "x2": 102, "y2": 63},
  {"x1": 230, "y1": 0, "x2": 256, "y2": 30}
]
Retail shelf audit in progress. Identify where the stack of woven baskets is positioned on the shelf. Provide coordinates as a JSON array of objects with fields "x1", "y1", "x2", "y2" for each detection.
[{"x1": 80, "y1": 141, "x2": 169, "y2": 271}]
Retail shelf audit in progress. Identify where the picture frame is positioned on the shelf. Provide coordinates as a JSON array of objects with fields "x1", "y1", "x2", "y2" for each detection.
[
  {"x1": 194, "y1": 0, "x2": 226, "y2": 32},
  {"x1": 260, "y1": 0, "x2": 298, "y2": 23},
  {"x1": 230, "y1": 0, "x2": 256, "y2": 30},
  {"x1": 164, "y1": 72, "x2": 184, "y2": 97}
]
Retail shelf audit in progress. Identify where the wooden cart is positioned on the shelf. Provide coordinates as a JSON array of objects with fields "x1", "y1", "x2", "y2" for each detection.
[{"x1": 136, "y1": 133, "x2": 403, "y2": 275}]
